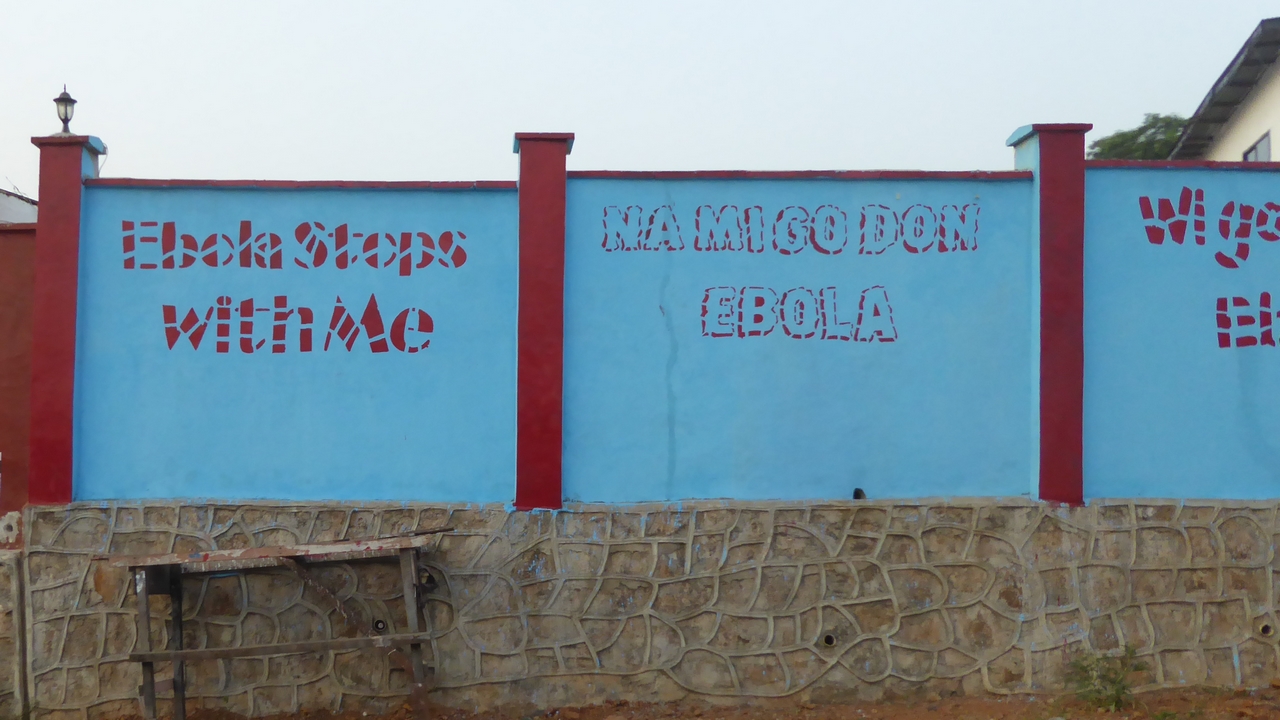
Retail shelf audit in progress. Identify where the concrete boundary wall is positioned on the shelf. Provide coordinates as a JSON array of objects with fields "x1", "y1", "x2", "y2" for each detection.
[{"x1": 10, "y1": 498, "x2": 1280, "y2": 718}]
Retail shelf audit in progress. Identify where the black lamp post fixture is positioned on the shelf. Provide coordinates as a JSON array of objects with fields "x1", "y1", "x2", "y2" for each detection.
[{"x1": 54, "y1": 86, "x2": 76, "y2": 134}]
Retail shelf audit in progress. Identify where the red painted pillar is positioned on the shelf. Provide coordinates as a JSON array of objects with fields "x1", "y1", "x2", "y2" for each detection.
[
  {"x1": 28, "y1": 134, "x2": 104, "y2": 505},
  {"x1": 513, "y1": 132, "x2": 573, "y2": 510},
  {"x1": 1009, "y1": 123, "x2": 1091, "y2": 505},
  {"x1": 0, "y1": 223, "x2": 37, "y2": 515}
]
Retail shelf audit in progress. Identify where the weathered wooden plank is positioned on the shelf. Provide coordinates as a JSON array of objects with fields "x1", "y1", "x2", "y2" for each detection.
[
  {"x1": 105, "y1": 527, "x2": 452, "y2": 568},
  {"x1": 140, "y1": 678, "x2": 174, "y2": 697},
  {"x1": 168, "y1": 571, "x2": 186, "y2": 720},
  {"x1": 400, "y1": 548, "x2": 425, "y2": 683},
  {"x1": 135, "y1": 569, "x2": 157, "y2": 720},
  {"x1": 176, "y1": 548, "x2": 406, "y2": 575},
  {"x1": 171, "y1": 557, "x2": 290, "y2": 574},
  {"x1": 127, "y1": 632, "x2": 439, "y2": 663}
]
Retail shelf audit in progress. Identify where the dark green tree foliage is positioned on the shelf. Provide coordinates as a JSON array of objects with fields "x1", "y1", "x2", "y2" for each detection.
[{"x1": 1087, "y1": 114, "x2": 1188, "y2": 160}]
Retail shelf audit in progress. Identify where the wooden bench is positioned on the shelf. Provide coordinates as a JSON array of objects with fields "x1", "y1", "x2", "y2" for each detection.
[{"x1": 106, "y1": 528, "x2": 451, "y2": 720}]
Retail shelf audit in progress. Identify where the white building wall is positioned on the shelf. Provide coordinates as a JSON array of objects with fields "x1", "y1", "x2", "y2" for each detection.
[
  {"x1": 0, "y1": 192, "x2": 36, "y2": 224},
  {"x1": 1206, "y1": 61, "x2": 1280, "y2": 161}
]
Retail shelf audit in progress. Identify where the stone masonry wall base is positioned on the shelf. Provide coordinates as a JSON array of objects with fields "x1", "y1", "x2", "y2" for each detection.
[{"x1": 15, "y1": 498, "x2": 1280, "y2": 717}]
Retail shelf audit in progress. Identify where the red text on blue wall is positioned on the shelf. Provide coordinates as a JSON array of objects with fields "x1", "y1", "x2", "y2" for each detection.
[
  {"x1": 121, "y1": 220, "x2": 468, "y2": 275},
  {"x1": 1139, "y1": 187, "x2": 1280, "y2": 270},
  {"x1": 163, "y1": 295, "x2": 433, "y2": 354},
  {"x1": 601, "y1": 203, "x2": 979, "y2": 254},
  {"x1": 701, "y1": 286, "x2": 896, "y2": 342}
]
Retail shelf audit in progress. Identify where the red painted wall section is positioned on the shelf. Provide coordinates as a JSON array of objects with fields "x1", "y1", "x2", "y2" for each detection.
[
  {"x1": 1031, "y1": 124, "x2": 1090, "y2": 505},
  {"x1": 28, "y1": 135, "x2": 104, "y2": 505},
  {"x1": 514, "y1": 133, "x2": 574, "y2": 510},
  {"x1": 0, "y1": 224, "x2": 36, "y2": 515}
]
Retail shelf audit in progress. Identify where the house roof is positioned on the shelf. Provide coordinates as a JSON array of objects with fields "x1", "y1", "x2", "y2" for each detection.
[
  {"x1": 0, "y1": 187, "x2": 36, "y2": 206},
  {"x1": 1170, "y1": 17, "x2": 1280, "y2": 159}
]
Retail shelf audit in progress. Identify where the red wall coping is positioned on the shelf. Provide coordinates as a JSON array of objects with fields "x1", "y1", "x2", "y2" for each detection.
[
  {"x1": 84, "y1": 172, "x2": 1037, "y2": 190},
  {"x1": 86, "y1": 179, "x2": 517, "y2": 190},
  {"x1": 1087, "y1": 159, "x2": 1280, "y2": 170},
  {"x1": 567, "y1": 170, "x2": 1032, "y2": 181},
  {"x1": 1032, "y1": 123, "x2": 1094, "y2": 133},
  {"x1": 32, "y1": 135, "x2": 99, "y2": 148},
  {"x1": 513, "y1": 133, "x2": 576, "y2": 153},
  {"x1": 0, "y1": 224, "x2": 36, "y2": 233}
]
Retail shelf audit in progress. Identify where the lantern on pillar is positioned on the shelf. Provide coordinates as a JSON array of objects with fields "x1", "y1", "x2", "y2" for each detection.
[{"x1": 54, "y1": 86, "x2": 76, "y2": 134}]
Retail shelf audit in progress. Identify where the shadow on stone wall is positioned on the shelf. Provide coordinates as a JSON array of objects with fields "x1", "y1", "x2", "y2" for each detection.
[{"x1": 14, "y1": 499, "x2": 1280, "y2": 718}]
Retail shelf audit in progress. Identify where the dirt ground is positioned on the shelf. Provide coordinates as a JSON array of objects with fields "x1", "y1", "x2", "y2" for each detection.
[{"x1": 133, "y1": 686, "x2": 1280, "y2": 720}]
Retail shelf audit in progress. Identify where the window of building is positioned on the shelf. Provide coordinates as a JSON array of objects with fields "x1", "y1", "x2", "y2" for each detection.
[{"x1": 1244, "y1": 132, "x2": 1271, "y2": 162}]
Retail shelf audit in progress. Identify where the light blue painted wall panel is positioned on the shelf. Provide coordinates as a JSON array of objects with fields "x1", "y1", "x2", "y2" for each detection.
[
  {"x1": 1086, "y1": 169, "x2": 1280, "y2": 499},
  {"x1": 76, "y1": 187, "x2": 518, "y2": 502},
  {"x1": 562, "y1": 178, "x2": 1037, "y2": 502}
]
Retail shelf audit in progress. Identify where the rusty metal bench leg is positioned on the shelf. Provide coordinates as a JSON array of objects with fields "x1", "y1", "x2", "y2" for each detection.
[
  {"x1": 399, "y1": 548, "x2": 425, "y2": 684},
  {"x1": 135, "y1": 568, "x2": 158, "y2": 720},
  {"x1": 169, "y1": 569, "x2": 186, "y2": 720}
]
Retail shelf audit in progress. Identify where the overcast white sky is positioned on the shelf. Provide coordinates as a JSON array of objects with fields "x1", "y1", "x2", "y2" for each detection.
[{"x1": 2, "y1": 1, "x2": 1277, "y2": 198}]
